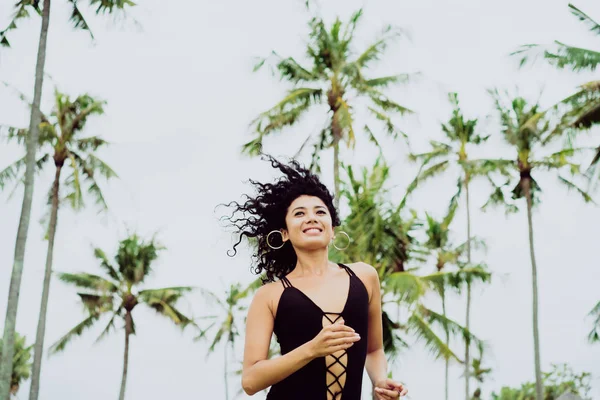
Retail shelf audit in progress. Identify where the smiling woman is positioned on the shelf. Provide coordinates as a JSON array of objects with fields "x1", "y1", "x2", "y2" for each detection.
[{"x1": 224, "y1": 155, "x2": 408, "y2": 400}]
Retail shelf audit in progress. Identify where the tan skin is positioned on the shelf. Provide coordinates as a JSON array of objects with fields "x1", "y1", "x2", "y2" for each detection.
[{"x1": 241, "y1": 195, "x2": 408, "y2": 399}]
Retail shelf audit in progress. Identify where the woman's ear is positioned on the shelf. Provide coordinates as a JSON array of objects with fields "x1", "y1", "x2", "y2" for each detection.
[{"x1": 281, "y1": 229, "x2": 289, "y2": 242}]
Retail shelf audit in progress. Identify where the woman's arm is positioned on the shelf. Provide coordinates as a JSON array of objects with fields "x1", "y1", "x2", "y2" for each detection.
[
  {"x1": 361, "y1": 263, "x2": 389, "y2": 386},
  {"x1": 360, "y1": 263, "x2": 409, "y2": 399},
  {"x1": 241, "y1": 284, "x2": 315, "y2": 395}
]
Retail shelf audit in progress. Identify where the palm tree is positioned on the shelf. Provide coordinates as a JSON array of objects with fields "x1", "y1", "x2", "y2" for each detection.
[
  {"x1": 468, "y1": 342, "x2": 492, "y2": 400},
  {"x1": 422, "y1": 203, "x2": 491, "y2": 400},
  {"x1": 0, "y1": 332, "x2": 32, "y2": 399},
  {"x1": 587, "y1": 300, "x2": 600, "y2": 343},
  {"x1": 513, "y1": 4, "x2": 600, "y2": 184},
  {"x1": 245, "y1": 9, "x2": 414, "y2": 207},
  {"x1": 1, "y1": 88, "x2": 116, "y2": 400},
  {"x1": 487, "y1": 90, "x2": 594, "y2": 400},
  {"x1": 408, "y1": 92, "x2": 507, "y2": 400},
  {"x1": 0, "y1": 2, "x2": 135, "y2": 397},
  {"x1": 196, "y1": 279, "x2": 261, "y2": 400},
  {"x1": 49, "y1": 234, "x2": 194, "y2": 400}
]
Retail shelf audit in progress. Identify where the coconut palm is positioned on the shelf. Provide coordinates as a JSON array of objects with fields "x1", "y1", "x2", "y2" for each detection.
[
  {"x1": 487, "y1": 90, "x2": 594, "y2": 400},
  {"x1": 0, "y1": 88, "x2": 116, "y2": 400},
  {"x1": 468, "y1": 342, "x2": 492, "y2": 400},
  {"x1": 196, "y1": 279, "x2": 261, "y2": 400},
  {"x1": 423, "y1": 211, "x2": 462, "y2": 400},
  {"x1": 0, "y1": 2, "x2": 135, "y2": 397},
  {"x1": 513, "y1": 4, "x2": 600, "y2": 184},
  {"x1": 0, "y1": 332, "x2": 32, "y2": 399},
  {"x1": 245, "y1": 9, "x2": 415, "y2": 207},
  {"x1": 587, "y1": 300, "x2": 600, "y2": 343},
  {"x1": 49, "y1": 234, "x2": 194, "y2": 400},
  {"x1": 408, "y1": 92, "x2": 507, "y2": 400}
]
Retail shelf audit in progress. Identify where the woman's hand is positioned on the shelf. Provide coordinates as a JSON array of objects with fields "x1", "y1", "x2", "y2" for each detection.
[
  {"x1": 307, "y1": 318, "x2": 361, "y2": 358},
  {"x1": 374, "y1": 378, "x2": 408, "y2": 399}
]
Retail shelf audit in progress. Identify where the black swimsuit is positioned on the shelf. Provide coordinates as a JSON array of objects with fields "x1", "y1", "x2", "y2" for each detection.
[{"x1": 266, "y1": 263, "x2": 369, "y2": 400}]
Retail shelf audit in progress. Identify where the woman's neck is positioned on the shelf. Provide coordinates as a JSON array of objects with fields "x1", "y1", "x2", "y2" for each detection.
[{"x1": 292, "y1": 249, "x2": 333, "y2": 277}]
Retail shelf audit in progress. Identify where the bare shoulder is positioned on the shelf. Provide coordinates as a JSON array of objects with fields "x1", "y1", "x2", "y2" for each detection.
[
  {"x1": 252, "y1": 280, "x2": 285, "y2": 318},
  {"x1": 344, "y1": 262, "x2": 378, "y2": 298},
  {"x1": 346, "y1": 261, "x2": 378, "y2": 279}
]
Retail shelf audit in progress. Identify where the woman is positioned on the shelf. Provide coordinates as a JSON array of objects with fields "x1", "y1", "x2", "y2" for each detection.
[{"x1": 227, "y1": 155, "x2": 408, "y2": 400}]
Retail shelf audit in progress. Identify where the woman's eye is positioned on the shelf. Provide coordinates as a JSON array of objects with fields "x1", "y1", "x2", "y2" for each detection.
[
  {"x1": 295, "y1": 212, "x2": 304, "y2": 216},
  {"x1": 317, "y1": 210, "x2": 326, "y2": 215}
]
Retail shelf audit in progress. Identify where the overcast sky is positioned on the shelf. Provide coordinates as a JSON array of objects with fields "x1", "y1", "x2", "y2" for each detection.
[{"x1": 1, "y1": 0, "x2": 600, "y2": 399}]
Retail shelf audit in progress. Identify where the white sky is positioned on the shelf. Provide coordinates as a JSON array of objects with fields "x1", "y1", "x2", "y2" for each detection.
[{"x1": 1, "y1": 0, "x2": 600, "y2": 399}]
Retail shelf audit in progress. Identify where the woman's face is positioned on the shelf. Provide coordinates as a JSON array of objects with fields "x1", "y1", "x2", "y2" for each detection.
[{"x1": 281, "y1": 195, "x2": 334, "y2": 251}]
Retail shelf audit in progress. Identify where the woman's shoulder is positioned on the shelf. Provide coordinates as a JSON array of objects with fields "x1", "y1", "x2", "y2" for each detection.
[
  {"x1": 253, "y1": 279, "x2": 286, "y2": 316},
  {"x1": 343, "y1": 262, "x2": 378, "y2": 299},
  {"x1": 255, "y1": 279, "x2": 284, "y2": 298},
  {"x1": 343, "y1": 261, "x2": 377, "y2": 278}
]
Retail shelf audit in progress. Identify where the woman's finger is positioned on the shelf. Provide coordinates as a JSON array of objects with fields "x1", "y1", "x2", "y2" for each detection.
[
  {"x1": 374, "y1": 391, "x2": 391, "y2": 400},
  {"x1": 375, "y1": 387, "x2": 399, "y2": 399}
]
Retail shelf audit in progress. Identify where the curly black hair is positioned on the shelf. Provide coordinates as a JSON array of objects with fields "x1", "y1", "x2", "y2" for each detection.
[{"x1": 224, "y1": 154, "x2": 340, "y2": 283}]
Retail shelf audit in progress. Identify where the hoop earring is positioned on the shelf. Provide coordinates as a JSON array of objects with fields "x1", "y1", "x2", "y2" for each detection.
[
  {"x1": 266, "y1": 230, "x2": 285, "y2": 250},
  {"x1": 332, "y1": 231, "x2": 350, "y2": 251}
]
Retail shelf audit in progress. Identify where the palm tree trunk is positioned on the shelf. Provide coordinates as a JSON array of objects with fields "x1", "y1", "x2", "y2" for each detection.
[
  {"x1": 464, "y1": 176, "x2": 472, "y2": 400},
  {"x1": 224, "y1": 341, "x2": 229, "y2": 400},
  {"x1": 523, "y1": 178, "x2": 543, "y2": 400},
  {"x1": 0, "y1": 1, "x2": 51, "y2": 397},
  {"x1": 332, "y1": 110, "x2": 342, "y2": 210},
  {"x1": 119, "y1": 311, "x2": 133, "y2": 400},
  {"x1": 442, "y1": 290, "x2": 449, "y2": 400},
  {"x1": 28, "y1": 163, "x2": 62, "y2": 400}
]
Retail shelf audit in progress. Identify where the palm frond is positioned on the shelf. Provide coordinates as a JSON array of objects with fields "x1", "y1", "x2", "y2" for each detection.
[
  {"x1": 49, "y1": 313, "x2": 100, "y2": 354},
  {"x1": 75, "y1": 136, "x2": 109, "y2": 152},
  {"x1": 0, "y1": 156, "x2": 26, "y2": 190},
  {"x1": 77, "y1": 292, "x2": 114, "y2": 314},
  {"x1": 247, "y1": 88, "x2": 322, "y2": 148},
  {"x1": 95, "y1": 307, "x2": 123, "y2": 343},
  {"x1": 556, "y1": 175, "x2": 595, "y2": 204},
  {"x1": 383, "y1": 272, "x2": 427, "y2": 304},
  {"x1": 367, "y1": 107, "x2": 408, "y2": 141},
  {"x1": 418, "y1": 304, "x2": 482, "y2": 353},
  {"x1": 587, "y1": 300, "x2": 600, "y2": 343},
  {"x1": 139, "y1": 287, "x2": 195, "y2": 327},
  {"x1": 67, "y1": 0, "x2": 94, "y2": 38},
  {"x1": 64, "y1": 153, "x2": 85, "y2": 210},
  {"x1": 405, "y1": 160, "x2": 450, "y2": 196},
  {"x1": 407, "y1": 312, "x2": 458, "y2": 361},
  {"x1": 93, "y1": 248, "x2": 120, "y2": 281},
  {"x1": 363, "y1": 125, "x2": 384, "y2": 156},
  {"x1": 352, "y1": 25, "x2": 400, "y2": 69},
  {"x1": 546, "y1": 41, "x2": 600, "y2": 72},
  {"x1": 362, "y1": 73, "x2": 415, "y2": 89},
  {"x1": 199, "y1": 288, "x2": 226, "y2": 309},
  {"x1": 555, "y1": 81, "x2": 600, "y2": 129},
  {"x1": 369, "y1": 93, "x2": 414, "y2": 115},
  {"x1": 57, "y1": 272, "x2": 119, "y2": 292},
  {"x1": 381, "y1": 310, "x2": 408, "y2": 362},
  {"x1": 207, "y1": 324, "x2": 227, "y2": 355},
  {"x1": 409, "y1": 141, "x2": 452, "y2": 164},
  {"x1": 85, "y1": 153, "x2": 118, "y2": 179},
  {"x1": 89, "y1": 0, "x2": 136, "y2": 15},
  {"x1": 336, "y1": 98, "x2": 355, "y2": 147},
  {"x1": 274, "y1": 55, "x2": 319, "y2": 83},
  {"x1": 569, "y1": 4, "x2": 600, "y2": 35},
  {"x1": 0, "y1": 2, "x2": 40, "y2": 48},
  {"x1": 70, "y1": 152, "x2": 112, "y2": 210}
]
